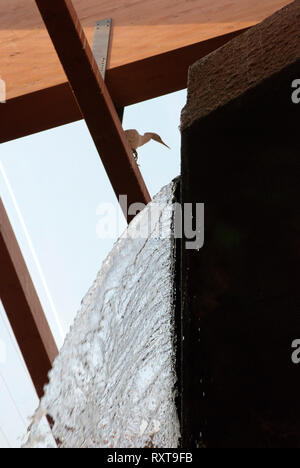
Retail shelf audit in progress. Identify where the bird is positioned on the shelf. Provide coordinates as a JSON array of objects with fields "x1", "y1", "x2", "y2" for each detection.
[{"x1": 125, "y1": 129, "x2": 170, "y2": 161}]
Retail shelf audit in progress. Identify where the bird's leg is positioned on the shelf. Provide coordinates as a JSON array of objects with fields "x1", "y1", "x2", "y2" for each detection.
[
  {"x1": 132, "y1": 150, "x2": 141, "y2": 167},
  {"x1": 133, "y1": 149, "x2": 138, "y2": 162}
]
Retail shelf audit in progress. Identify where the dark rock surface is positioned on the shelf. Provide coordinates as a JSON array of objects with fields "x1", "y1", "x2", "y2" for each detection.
[{"x1": 180, "y1": 0, "x2": 300, "y2": 448}]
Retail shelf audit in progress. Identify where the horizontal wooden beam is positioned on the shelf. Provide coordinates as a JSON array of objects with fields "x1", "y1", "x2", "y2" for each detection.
[
  {"x1": 0, "y1": 1, "x2": 291, "y2": 144},
  {"x1": 1, "y1": 1, "x2": 292, "y2": 101},
  {"x1": 0, "y1": 28, "x2": 248, "y2": 145},
  {"x1": 34, "y1": 0, "x2": 150, "y2": 221},
  {"x1": 0, "y1": 198, "x2": 58, "y2": 399},
  {"x1": 1, "y1": 1, "x2": 290, "y2": 145}
]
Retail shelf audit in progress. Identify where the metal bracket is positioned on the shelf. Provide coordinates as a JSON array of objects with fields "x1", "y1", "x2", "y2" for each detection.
[
  {"x1": 92, "y1": 18, "x2": 112, "y2": 80},
  {"x1": 92, "y1": 18, "x2": 124, "y2": 123}
]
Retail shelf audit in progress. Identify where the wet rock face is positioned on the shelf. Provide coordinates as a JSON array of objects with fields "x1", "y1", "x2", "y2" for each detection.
[
  {"x1": 25, "y1": 182, "x2": 180, "y2": 448},
  {"x1": 181, "y1": 1, "x2": 300, "y2": 448}
]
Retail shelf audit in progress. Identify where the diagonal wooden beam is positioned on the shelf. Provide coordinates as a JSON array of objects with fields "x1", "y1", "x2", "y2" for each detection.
[
  {"x1": 35, "y1": 0, "x2": 151, "y2": 223},
  {"x1": 0, "y1": 198, "x2": 58, "y2": 399}
]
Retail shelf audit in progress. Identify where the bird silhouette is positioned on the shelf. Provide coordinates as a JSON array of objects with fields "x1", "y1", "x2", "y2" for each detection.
[{"x1": 125, "y1": 129, "x2": 170, "y2": 161}]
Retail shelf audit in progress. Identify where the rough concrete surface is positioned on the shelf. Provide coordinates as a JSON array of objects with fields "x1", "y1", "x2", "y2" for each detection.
[{"x1": 181, "y1": 0, "x2": 300, "y2": 130}]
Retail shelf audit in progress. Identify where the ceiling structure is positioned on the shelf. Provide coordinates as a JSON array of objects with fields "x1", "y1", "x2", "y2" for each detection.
[{"x1": 0, "y1": 0, "x2": 291, "y2": 143}]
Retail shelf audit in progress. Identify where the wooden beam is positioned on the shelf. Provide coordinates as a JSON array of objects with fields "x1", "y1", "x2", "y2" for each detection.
[
  {"x1": 34, "y1": 0, "x2": 150, "y2": 222},
  {"x1": 0, "y1": 28, "x2": 248, "y2": 144},
  {"x1": 0, "y1": 1, "x2": 292, "y2": 145},
  {"x1": 1, "y1": 0, "x2": 292, "y2": 102},
  {"x1": 0, "y1": 199, "x2": 58, "y2": 399}
]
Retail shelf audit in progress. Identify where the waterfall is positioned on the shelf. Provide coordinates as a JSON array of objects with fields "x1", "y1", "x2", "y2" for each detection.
[{"x1": 25, "y1": 181, "x2": 180, "y2": 448}]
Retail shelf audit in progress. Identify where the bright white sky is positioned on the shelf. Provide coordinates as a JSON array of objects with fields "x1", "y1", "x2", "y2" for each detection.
[{"x1": 0, "y1": 89, "x2": 186, "y2": 448}]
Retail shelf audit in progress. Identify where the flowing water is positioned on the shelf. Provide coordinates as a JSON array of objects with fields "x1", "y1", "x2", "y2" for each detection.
[{"x1": 25, "y1": 181, "x2": 180, "y2": 448}]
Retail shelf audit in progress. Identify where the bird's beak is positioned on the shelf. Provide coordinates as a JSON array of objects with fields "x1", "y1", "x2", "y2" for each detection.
[
  {"x1": 150, "y1": 133, "x2": 170, "y2": 149},
  {"x1": 158, "y1": 139, "x2": 170, "y2": 149}
]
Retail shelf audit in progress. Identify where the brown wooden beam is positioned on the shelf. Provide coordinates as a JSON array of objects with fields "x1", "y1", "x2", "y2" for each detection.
[
  {"x1": 0, "y1": 28, "x2": 248, "y2": 145},
  {"x1": 0, "y1": 199, "x2": 58, "y2": 399},
  {"x1": 34, "y1": 0, "x2": 150, "y2": 222},
  {"x1": 1, "y1": 0, "x2": 291, "y2": 103}
]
